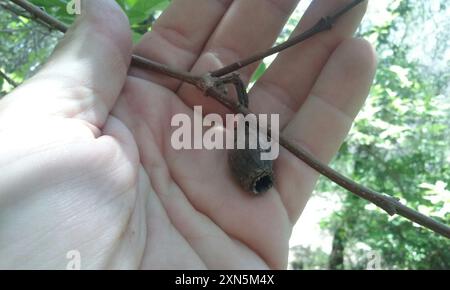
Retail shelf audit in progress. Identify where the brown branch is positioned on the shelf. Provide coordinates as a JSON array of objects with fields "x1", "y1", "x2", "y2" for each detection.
[
  {"x1": 131, "y1": 55, "x2": 201, "y2": 85},
  {"x1": 211, "y1": 0, "x2": 366, "y2": 77},
  {"x1": 0, "y1": 69, "x2": 18, "y2": 88},
  {"x1": 9, "y1": 0, "x2": 68, "y2": 32},
  {"x1": 8, "y1": 0, "x2": 450, "y2": 239}
]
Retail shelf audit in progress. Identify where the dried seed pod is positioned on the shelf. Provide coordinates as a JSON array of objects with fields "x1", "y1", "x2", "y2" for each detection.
[
  {"x1": 223, "y1": 74, "x2": 274, "y2": 194},
  {"x1": 228, "y1": 126, "x2": 274, "y2": 194}
]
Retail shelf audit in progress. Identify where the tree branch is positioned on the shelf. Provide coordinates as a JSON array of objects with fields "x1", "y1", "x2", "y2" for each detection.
[
  {"x1": 9, "y1": 0, "x2": 68, "y2": 32},
  {"x1": 210, "y1": 0, "x2": 366, "y2": 77},
  {"x1": 0, "y1": 69, "x2": 18, "y2": 88},
  {"x1": 7, "y1": 0, "x2": 450, "y2": 239}
]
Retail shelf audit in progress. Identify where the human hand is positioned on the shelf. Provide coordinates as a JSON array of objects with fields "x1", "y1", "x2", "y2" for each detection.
[{"x1": 0, "y1": 0, "x2": 375, "y2": 269}]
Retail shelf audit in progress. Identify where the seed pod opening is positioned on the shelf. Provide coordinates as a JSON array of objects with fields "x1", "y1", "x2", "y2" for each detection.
[
  {"x1": 228, "y1": 125, "x2": 274, "y2": 194},
  {"x1": 252, "y1": 172, "x2": 273, "y2": 194},
  {"x1": 228, "y1": 147, "x2": 274, "y2": 194}
]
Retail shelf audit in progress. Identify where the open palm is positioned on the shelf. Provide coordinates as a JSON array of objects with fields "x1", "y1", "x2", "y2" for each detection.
[{"x1": 0, "y1": 0, "x2": 375, "y2": 269}]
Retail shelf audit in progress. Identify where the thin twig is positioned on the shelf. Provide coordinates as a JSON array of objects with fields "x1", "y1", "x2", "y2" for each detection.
[
  {"x1": 210, "y1": 0, "x2": 366, "y2": 77},
  {"x1": 9, "y1": 0, "x2": 68, "y2": 32},
  {"x1": 0, "y1": 69, "x2": 18, "y2": 88},
  {"x1": 7, "y1": 0, "x2": 450, "y2": 239},
  {"x1": 131, "y1": 55, "x2": 201, "y2": 85}
]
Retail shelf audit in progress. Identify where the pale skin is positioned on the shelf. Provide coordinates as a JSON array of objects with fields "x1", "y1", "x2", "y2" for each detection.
[{"x1": 0, "y1": 0, "x2": 376, "y2": 269}]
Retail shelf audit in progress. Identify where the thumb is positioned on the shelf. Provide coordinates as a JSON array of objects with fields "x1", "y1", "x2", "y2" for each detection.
[{"x1": 1, "y1": 0, "x2": 132, "y2": 129}]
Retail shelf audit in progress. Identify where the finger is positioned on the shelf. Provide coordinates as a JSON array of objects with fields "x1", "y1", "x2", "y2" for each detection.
[
  {"x1": 176, "y1": 0, "x2": 300, "y2": 116},
  {"x1": 276, "y1": 38, "x2": 376, "y2": 222},
  {"x1": 0, "y1": 0, "x2": 132, "y2": 129},
  {"x1": 130, "y1": 0, "x2": 233, "y2": 90},
  {"x1": 250, "y1": 0, "x2": 368, "y2": 126}
]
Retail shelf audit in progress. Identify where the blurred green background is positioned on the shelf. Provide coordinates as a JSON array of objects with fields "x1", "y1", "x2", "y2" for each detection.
[{"x1": 0, "y1": 0, "x2": 449, "y2": 269}]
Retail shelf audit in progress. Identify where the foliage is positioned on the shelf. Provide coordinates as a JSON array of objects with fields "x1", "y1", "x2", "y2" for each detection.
[
  {"x1": 290, "y1": 246, "x2": 329, "y2": 270},
  {"x1": 315, "y1": 0, "x2": 450, "y2": 269},
  {"x1": 0, "y1": 2, "x2": 60, "y2": 95}
]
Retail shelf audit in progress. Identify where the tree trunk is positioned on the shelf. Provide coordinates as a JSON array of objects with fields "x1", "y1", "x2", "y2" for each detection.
[{"x1": 329, "y1": 227, "x2": 345, "y2": 270}]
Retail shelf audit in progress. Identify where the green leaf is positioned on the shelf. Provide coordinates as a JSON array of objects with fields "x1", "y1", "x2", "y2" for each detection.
[
  {"x1": 125, "y1": 0, "x2": 168, "y2": 25},
  {"x1": 250, "y1": 62, "x2": 266, "y2": 83}
]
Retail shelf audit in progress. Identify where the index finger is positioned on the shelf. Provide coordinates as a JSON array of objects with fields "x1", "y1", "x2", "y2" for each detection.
[{"x1": 130, "y1": 0, "x2": 233, "y2": 91}]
